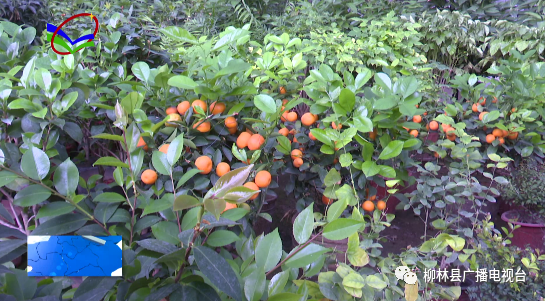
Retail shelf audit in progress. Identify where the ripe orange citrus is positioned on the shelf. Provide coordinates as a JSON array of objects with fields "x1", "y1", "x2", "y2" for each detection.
[
  {"x1": 479, "y1": 97, "x2": 486, "y2": 105},
  {"x1": 225, "y1": 116, "x2": 237, "y2": 128},
  {"x1": 255, "y1": 170, "x2": 272, "y2": 188},
  {"x1": 210, "y1": 101, "x2": 226, "y2": 115},
  {"x1": 447, "y1": 133, "x2": 456, "y2": 141},
  {"x1": 228, "y1": 127, "x2": 237, "y2": 134},
  {"x1": 177, "y1": 101, "x2": 190, "y2": 115},
  {"x1": 281, "y1": 111, "x2": 289, "y2": 122},
  {"x1": 193, "y1": 121, "x2": 211, "y2": 132},
  {"x1": 369, "y1": 195, "x2": 377, "y2": 201},
  {"x1": 236, "y1": 132, "x2": 252, "y2": 149},
  {"x1": 511, "y1": 108, "x2": 516, "y2": 113},
  {"x1": 309, "y1": 132, "x2": 317, "y2": 140},
  {"x1": 293, "y1": 157, "x2": 303, "y2": 168},
  {"x1": 137, "y1": 137, "x2": 149, "y2": 151},
  {"x1": 192, "y1": 99, "x2": 207, "y2": 112},
  {"x1": 166, "y1": 113, "x2": 181, "y2": 127},
  {"x1": 166, "y1": 107, "x2": 177, "y2": 115},
  {"x1": 412, "y1": 115, "x2": 422, "y2": 123},
  {"x1": 159, "y1": 144, "x2": 169, "y2": 154},
  {"x1": 243, "y1": 182, "x2": 260, "y2": 200},
  {"x1": 507, "y1": 131, "x2": 518, "y2": 140},
  {"x1": 501, "y1": 129, "x2": 508, "y2": 137},
  {"x1": 492, "y1": 97, "x2": 498, "y2": 103},
  {"x1": 322, "y1": 195, "x2": 333, "y2": 205},
  {"x1": 485, "y1": 134, "x2": 495, "y2": 143},
  {"x1": 429, "y1": 121, "x2": 439, "y2": 131},
  {"x1": 369, "y1": 129, "x2": 377, "y2": 140},
  {"x1": 409, "y1": 130, "x2": 419, "y2": 137},
  {"x1": 472, "y1": 103, "x2": 479, "y2": 112},
  {"x1": 279, "y1": 86, "x2": 286, "y2": 94},
  {"x1": 498, "y1": 137, "x2": 505, "y2": 145},
  {"x1": 222, "y1": 202, "x2": 237, "y2": 213},
  {"x1": 248, "y1": 134, "x2": 265, "y2": 150},
  {"x1": 301, "y1": 113, "x2": 316, "y2": 126},
  {"x1": 291, "y1": 149, "x2": 303, "y2": 160},
  {"x1": 492, "y1": 128, "x2": 503, "y2": 137},
  {"x1": 332, "y1": 122, "x2": 342, "y2": 130},
  {"x1": 376, "y1": 200, "x2": 386, "y2": 211},
  {"x1": 216, "y1": 162, "x2": 231, "y2": 177},
  {"x1": 479, "y1": 111, "x2": 488, "y2": 121},
  {"x1": 195, "y1": 156, "x2": 213, "y2": 174},
  {"x1": 282, "y1": 99, "x2": 289, "y2": 105},
  {"x1": 363, "y1": 200, "x2": 375, "y2": 212},
  {"x1": 141, "y1": 169, "x2": 158, "y2": 185},
  {"x1": 286, "y1": 112, "x2": 298, "y2": 122},
  {"x1": 278, "y1": 128, "x2": 289, "y2": 136}
]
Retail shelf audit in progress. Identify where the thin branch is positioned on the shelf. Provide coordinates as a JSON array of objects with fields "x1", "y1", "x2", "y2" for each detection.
[
  {"x1": 266, "y1": 230, "x2": 323, "y2": 277},
  {"x1": 0, "y1": 218, "x2": 26, "y2": 234},
  {"x1": 0, "y1": 187, "x2": 24, "y2": 231}
]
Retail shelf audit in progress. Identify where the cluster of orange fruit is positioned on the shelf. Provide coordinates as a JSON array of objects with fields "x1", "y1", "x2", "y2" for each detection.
[
  {"x1": 485, "y1": 128, "x2": 518, "y2": 144},
  {"x1": 321, "y1": 194, "x2": 387, "y2": 212}
]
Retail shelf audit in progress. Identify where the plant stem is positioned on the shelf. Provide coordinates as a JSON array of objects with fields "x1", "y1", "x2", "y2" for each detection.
[
  {"x1": 0, "y1": 166, "x2": 111, "y2": 235},
  {"x1": 171, "y1": 173, "x2": 182, "y2": 232},
  {"x1": 122, "y1": 130, "x2": 138, "y2": 246},
  {"x1": 0, "y1": 187, "x2": 25, "y2": 233},
  {"x1": 265, "y1": 230, "x2": 323, "y2": 277},
  {"x1": 174, "y1": 227, "x2": 201, "y2": 283}
]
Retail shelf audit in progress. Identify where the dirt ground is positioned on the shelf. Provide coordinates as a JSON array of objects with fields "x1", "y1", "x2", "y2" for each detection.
[{"x1": 259, "y1": 174, "x2": 509, "y2": 255}]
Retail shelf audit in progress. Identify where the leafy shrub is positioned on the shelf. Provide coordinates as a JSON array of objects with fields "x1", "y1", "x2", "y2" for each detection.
[{"x1": 501, "y1": 158, "x2": 545, "y2": 213}]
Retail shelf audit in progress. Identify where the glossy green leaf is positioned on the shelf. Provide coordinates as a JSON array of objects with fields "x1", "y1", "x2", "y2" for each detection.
[
  {"x1": 255, "y1": 228, "x2": 282, "y2": 272},
  {"x1": 193, "y1": 246, "x2": 242, "y2": 301},
  {"x1": 53, "y1": 158, "x2": 79, "y2": 196},
  {"x1": 293, "y1": 205, "x2": 314, "y2": 245},
  {"x1": 13, "y1": 185, "x2": 51, "y2": 207},
  {"x1": 322, "y1": 218, "x2": 364, "y2": 241},
  {"x1": 21, "y1": 146, "x2": 50, "y2": 180}
]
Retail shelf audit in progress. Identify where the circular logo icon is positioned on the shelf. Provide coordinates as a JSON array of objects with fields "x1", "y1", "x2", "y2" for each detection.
[{"x1": 50, "y1": 13, "x2": 99, "y2": 55}]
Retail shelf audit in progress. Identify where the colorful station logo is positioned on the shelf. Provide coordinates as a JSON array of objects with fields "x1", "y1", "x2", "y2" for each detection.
[{"x1": 47, "y1": 13, "x2": 99, "y2": 55}]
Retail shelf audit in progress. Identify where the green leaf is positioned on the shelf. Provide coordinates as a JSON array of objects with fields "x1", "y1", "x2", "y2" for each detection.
[
  {"x1": 221, "y1": 208, "x2": 248, "y2": 221},
  {"x1": 4, "y1": 269, "x2": 37, "y2": 301},
  {"x1": 343, "y1": 272, "x2": 365, "y2": 289},
  {"x1": 254, "y1": 94, "x2": 277, "y2": 114},
  {"x1": 324, "y1": 169, "x2": 341, "y2": 186},
  {"x1": 353, "y1": 115, "x2": 373, "y2": 133},
  {"x1": 136, "y1": 239, "x2": 177, "y2": 254},
  {"x1": 361, "y1": 161, "x2": 380, "y2": 177},
  {"x1": 335, "y1": 184, "x2": 357, "y2": 206},
  {"x1": 152, "y1": 151, "x2": 171, "y2": 175},
  {"x1": 53, "y1": 158, "x2": 79, "y2": 196},
  {"x1": 355, "y1": 68, "x2": 373, "y2": 90},
  {"x1": 398, "y1": 76, "x2": 418, "y2": 99},
  {"x1": 72, "y1": 277, "x2": 117, "y2": 301},
  {"x1": 339, "y1": 153, "x2": 352, "y2": 168},
  {"x1": 268, "y1": 271, "x2": 289, "y2": 297},
  {"x1": 293, "y1": 205, "x2": 314, "y2": 245},
  {"x1": 37, "y1": 202, "x2": 75, "y2": 219},
  {"x1": 203, "y1": 165, "x2": 253, "y2": 201},
  {"x1": 143, "y1": 194, "x2": 174, "y2": 216},
  {"x1": 374, "y1": 72, "x2": 392, "y2": 91},
  {"x1": 215, "y1": 59, "x2": 251, "y2": 78},
  {"x1": 204, "y1": 198, "x2": 226, "y2": 221},
  {"x1": 93, "y1": 192, "x2": 126, "y2": 203},
  {"x1": 93, "y1": 156, "x2": 129, "y2": 168},
  {"x1": 168, "y1": 75, "x2": 197, "y2": 89},
  {"x1": 373, "y1": 95, "x2": 397, "y2": 110},
  {"x1": 327, "y1": 198, "x2": 347, "y2": 222},
  {"x1": 339, "y1": 88, "x2": 355, "y2": 112},
  {"x1": 223, "y1": 186, "x2": 259, "y2": 203},
  {"x1": 177, "y1": 169, "x2": 202, "y2": 188},
  {"x1": 31, "y1": 213, "x2": 89, "y2": 235},
  {"x1": 378, "y1": 165, "x2": 396, "y2": 178},
  {"x1": 322, "y1": 218, "x2": 364, "y2": 241},
  {"x1": 284, "y1": 243, "x2": 330, "y2": 269},
  {"x1": 167, "y1": 133, "x2": 184, "y2": 166},
  {"x1": 244, "y1": 267, "x2": 266, "y2": 301},
  {"x1": 193, "y1": 246, "x2": 243, "y2": 301},
  {"x1": 21, "y1": 146, "x2": 50, "y2": 180},
  {"x1": 309, "y1": 128, "x2": 332, "y2": 145},
  {"x1": 255, "y1": 228, "x2": 282, "y2": 272},
  {"x1": 275, "y1": 136, "x2": 291, "y2": 155},
  {"x1": 378, "y1": 140, "x2": 404, "y2": 160},
  {"x1": 267, "y1": 293, "x2": 304, "y2": 301},
  {"x1": 0, "y1": 170, "x2": 19, "y2": 187},
  {"x1": 92, "y1": 133, "x2": 125, "y2": 142},
  {"x1": 173, "y1": 195, "x2": 201, "y2": 211},
  {"x1": 13, "y1": 185, "x2": 52, "y2": 207},
  {"x1": 365, "y1": 275, "x2": 387, "y2": 290},
  {"x1": 347, "y1": 233, "x2": 369, "y2": 267},
  {"x1": 132, "y1": 62, "x2": 151, "y2": 84},
  {"x1": 207, "y1": 230, "x2": 241, "y2": 247},
  {"x1": 482, "y1": 110, "x2": 500, "y2": 123},
  {"x1": 152, "y1": 221, "x2": 180, "y2": 245}
]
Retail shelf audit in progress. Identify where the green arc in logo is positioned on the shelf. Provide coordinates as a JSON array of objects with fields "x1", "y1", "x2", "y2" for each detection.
[{"x1": 46, "y1": 33, "x2": 95, "y2": 54}]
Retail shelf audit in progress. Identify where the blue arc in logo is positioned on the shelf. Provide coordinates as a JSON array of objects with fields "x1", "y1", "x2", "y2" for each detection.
[{"x1": 46, "y1": 23, "x2": 96, "y2": 45}]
